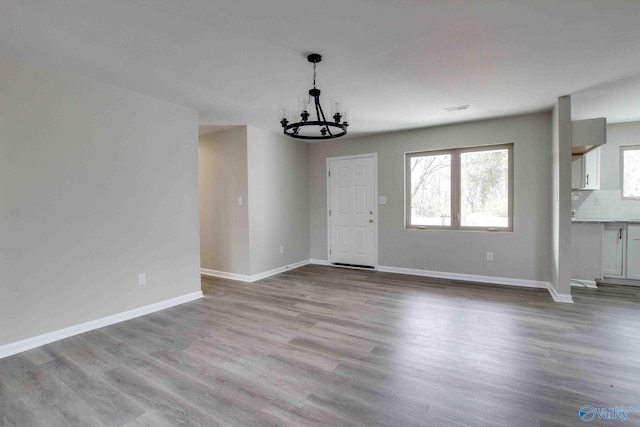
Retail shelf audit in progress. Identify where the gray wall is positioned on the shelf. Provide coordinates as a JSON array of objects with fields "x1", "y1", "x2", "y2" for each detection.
[
  {"x1": 199, "y1": 126, "x2": 310, "y2": 277},
  {"x1": 309, "y1": 113, "x2": 553, "y2": 282},
  {"x1": 0, "y1": 54, "x2": 201, "y2": 345},
  {"x1": 247, "y1": 126, "x2": 310, "y2": 274},
  {"x1": 199, "y1": 127, "x2": 250, "y2": 275}
]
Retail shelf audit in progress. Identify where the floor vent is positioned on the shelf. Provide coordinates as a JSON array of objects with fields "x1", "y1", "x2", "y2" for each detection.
[{"x1": 332, "y1": 263, "x2": 375, "y2": 270}]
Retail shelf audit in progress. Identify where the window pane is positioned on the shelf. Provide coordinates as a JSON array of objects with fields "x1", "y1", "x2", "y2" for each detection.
[
  {"x1": 623, "y1": 148, "x2": 640, "y2": 198},
  {"x1": 410, "y1": 154, "x2": 451, "y2": 226},
  {"x1": 460, "y1": 149, "x2": 509, "y2": 227}
]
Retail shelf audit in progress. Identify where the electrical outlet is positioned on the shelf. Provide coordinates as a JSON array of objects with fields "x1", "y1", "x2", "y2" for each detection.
[
  {"x1": 486, "y1": 252, "x2": 493, "y2": 261},
  {"x1": 138, "y1": 273, "x2": 147, "y2": 286},
  {"x1": 280, "y1": 246, "x2": 284, "y2": 254}
]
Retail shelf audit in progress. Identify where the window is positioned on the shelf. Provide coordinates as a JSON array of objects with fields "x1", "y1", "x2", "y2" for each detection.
[
  {"x1": 621, "y1": 145, "x2": 640, "y2": 199},
  {"x1": 406, "y1": 143, "x2": 513, "y2": 231}
]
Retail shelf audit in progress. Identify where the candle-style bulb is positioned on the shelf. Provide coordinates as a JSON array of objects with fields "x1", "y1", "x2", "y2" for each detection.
[
  {"x1": 298, "y1": 94, "x2": 310, "y2": 115},
  {"x1": 279, "y1": 103, "x2": 290, "y2": 120},
  {"x1": 331, "y1": 97, "x2": 343, "y2": 117},
  {"x1": 342, "y1": 106, "x2": 350, "y2": 126}
]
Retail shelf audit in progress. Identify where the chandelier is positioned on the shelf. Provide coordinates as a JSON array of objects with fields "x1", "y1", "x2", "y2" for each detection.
[{"x1": 280, "y1": 53, "x2": 349, "y2": 140}]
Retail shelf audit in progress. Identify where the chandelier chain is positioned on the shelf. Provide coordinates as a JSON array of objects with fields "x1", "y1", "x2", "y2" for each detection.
[{"x1": 313, "y1": 62, "x2": 317, "y2": 89}]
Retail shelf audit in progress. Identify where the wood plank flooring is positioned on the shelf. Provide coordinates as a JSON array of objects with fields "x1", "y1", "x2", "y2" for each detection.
[{"x1": 2, "y1": 265, "x2": 640, "y2": 426}]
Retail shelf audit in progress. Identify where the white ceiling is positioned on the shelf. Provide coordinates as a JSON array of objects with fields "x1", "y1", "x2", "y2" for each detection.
[{"x1": 2, "y1": 0, "x2": 640, "y2": 138}]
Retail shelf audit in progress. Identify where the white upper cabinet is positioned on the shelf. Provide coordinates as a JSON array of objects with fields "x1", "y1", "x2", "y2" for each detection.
[
  {"x1": 572, "y1": 118, "x2": 607, "y2": 155},
  {"x1": 572, "y1": 147, "x2": 600, "y2": 190},
  {"x1": 570, "y1": 117, "x2": 605, "y2": 190},
  {"x1": 583, "y1": 147, "x2": 600, "y2": 190}
]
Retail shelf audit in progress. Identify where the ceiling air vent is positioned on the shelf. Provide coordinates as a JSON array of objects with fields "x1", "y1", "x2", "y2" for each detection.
[{"x1": 444, "y1": 105, "x2": 470, "y2": 112}]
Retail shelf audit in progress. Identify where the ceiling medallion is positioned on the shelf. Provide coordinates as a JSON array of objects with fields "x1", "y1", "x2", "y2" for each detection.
[{"x1": 280, "y1": 53, "x2": 349, "y2": 140}]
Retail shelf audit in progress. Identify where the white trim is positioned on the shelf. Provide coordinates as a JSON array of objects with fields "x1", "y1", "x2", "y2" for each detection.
[
  {"x1": 326, "y1": 153, "x2": 379, "y2": 268},
  {"x1": 378, "y1": 265, "x2": 551, "y2": 289},
  {"x1": 201, "y1": 259, "x2": 310, "y2": 283},
  {"x1": 248, "y1": 259, "x2": 310, "y2": 282},
  {"x1": 547, "y1": 284, "x2": 574, "y2": 304},
  {"x1": 309, "y1": 258, "x2": 330, "y2": 266},
  {"x1": 201, "y1": 268, "x2": 252, "y2": 282},
  {"x1": 0, "y1": 291, "x2": 204, "y2": 360},
  {"x1": 571, "y1": 279, "x2": 598, "y2": 288}
]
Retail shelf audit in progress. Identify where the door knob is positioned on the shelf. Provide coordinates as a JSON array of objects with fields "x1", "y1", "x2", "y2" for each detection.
[{"x1": 369, "y1": 219, "x2": 374, "y2": 223}]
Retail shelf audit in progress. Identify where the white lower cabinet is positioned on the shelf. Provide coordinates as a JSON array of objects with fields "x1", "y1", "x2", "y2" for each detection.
[
  {"x1": 627, "y1": 225, "x2": 640, "y2": 280},
  {"x1": 603, "y1": 224, "x2": 626, "y2": 278},
  {"x1": 571, "y1": 223, "x2": 603, "y2": 281}
]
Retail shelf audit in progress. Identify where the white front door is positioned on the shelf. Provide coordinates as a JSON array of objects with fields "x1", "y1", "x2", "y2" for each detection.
[{"x1": 328, "y1": 154, "x2": 377, "y2": 268}]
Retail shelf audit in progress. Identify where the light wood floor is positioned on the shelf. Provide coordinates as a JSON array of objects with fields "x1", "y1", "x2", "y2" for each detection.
[{"x1": 2, "y1": 265, "x2": 640, "y2": 426}]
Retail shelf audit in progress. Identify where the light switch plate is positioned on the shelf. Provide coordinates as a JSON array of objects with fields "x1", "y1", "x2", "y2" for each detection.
[{"x1": 378, "y1": 196, "x2": 387, "y2": 205}]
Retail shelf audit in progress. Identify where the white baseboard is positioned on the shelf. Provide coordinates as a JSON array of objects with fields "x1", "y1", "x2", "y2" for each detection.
[
  {"x1": 0, "y1": 291, "x2": 204, "y2": 360},
  {"x1": 378, "y1": 265, "x2": 575, "y2": 303},
  {"x1": 548, "y1": 285, "x2": 574, "y2": 303},
  {"x1": 201, "y1": 259, "x2": 310, "y2": 283},
  {"x1": 309, "y1": 259, "x2": 330, "y2": 266},
  {"x1": 249, "y1": 259, "x2": 310, "y2": 281},
  {"x1": 201, "y1": 268, "x2": 252, "y2": 282},
  {"x1": 378, "y1": 265, "x2": 550, "y2": 289},
  {"x1": 571, "y1": 279, "x2": 598, "y2": 288}
]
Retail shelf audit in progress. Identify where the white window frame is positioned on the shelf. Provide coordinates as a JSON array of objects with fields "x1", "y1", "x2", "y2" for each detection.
[
  {"x1": 405, "y1": 143, "x2": 514, "y2": 231},
  {"x1": 620, "y1": 145, "x2": 640, "y2": 200}
]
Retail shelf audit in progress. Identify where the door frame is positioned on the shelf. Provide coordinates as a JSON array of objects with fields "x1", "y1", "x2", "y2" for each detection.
[{"x1": 326, "y1": 153, "x2": 379, "y2": 268}]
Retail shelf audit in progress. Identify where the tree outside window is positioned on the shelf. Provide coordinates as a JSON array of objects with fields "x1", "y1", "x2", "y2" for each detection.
[
  {"x1": 460, "y1": 149, "x2": 509, "y2": 228},
  {"x1": 409, "y1": 153, "x2": 451, "y2": 226},
  {"x1": 406, "y1": 144, "x2": 513, "y2": 231},
  {"x1": 621, "y1": 145, "x2": 640, "y2": 199}
]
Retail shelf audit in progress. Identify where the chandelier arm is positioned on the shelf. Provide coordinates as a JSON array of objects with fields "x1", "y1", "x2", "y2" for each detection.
[
  {"x1": 315, "y1": 96, "x2": 331, "y2": 135},
  {"x1": 313, "y1": 95, "x2": 321, "y2": 122},
  {"x1": 316, "y1": 96, "x2": 334, "y2": 136},
  {"x1": 283, "y1": 121, "x2": 347, "y2": 140}
]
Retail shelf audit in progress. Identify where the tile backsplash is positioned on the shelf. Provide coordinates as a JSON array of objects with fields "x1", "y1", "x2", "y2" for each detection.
[{"x1": 572, "y1": 189, "x2": 640, "y2": 220}]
